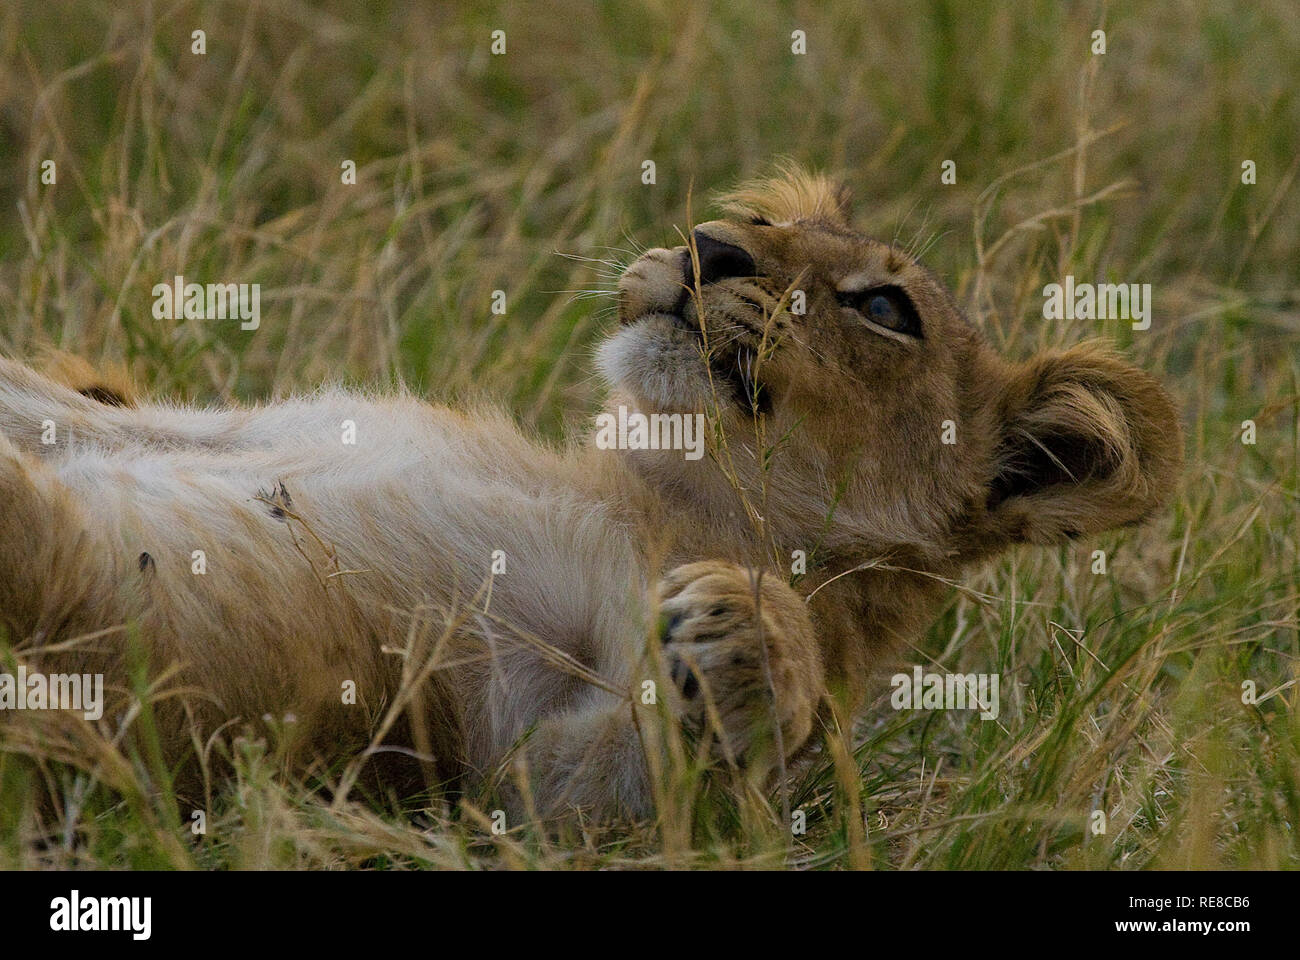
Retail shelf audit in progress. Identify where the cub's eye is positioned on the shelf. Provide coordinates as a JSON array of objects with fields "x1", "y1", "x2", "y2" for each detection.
[{"x1": 836, "y1": 285, "x2": 923, "y2": 338}]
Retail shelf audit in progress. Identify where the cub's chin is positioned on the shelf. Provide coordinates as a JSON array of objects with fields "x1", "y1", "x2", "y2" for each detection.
[{"x1": 595, "y1": 314, "x2": 714, "y2": 412}]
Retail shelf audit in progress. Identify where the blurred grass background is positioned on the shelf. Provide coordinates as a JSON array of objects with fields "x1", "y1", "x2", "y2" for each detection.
[{"x1": 0, "y1": 0, "x2": 1297, "y2": 868}]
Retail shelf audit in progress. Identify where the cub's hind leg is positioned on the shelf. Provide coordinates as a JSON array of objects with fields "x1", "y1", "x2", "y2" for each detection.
[
  {"x1": 0, "y1": 355, "x2": 133, "y2": 456},
  {"x1": 0, "y1": 432, "x2": 122, "y2": 651},
  {"x1": 36, "y1": 351, "x2": 136, "y2": 409}
]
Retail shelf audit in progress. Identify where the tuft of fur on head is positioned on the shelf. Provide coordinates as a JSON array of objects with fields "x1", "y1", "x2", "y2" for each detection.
[
  {"x1": 36, "y1": 349, "x2": 137, "y2": 408},
  {"x1": 715, "y1": 160, "x2": 853, "y2": 227}
]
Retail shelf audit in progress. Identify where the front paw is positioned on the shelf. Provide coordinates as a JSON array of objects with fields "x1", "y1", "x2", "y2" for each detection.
[{"x1": 656, "y1": 561, "x2": 823, "y2": 764}]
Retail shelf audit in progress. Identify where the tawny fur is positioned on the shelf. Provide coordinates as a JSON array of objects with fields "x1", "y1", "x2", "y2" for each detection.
[{"x1": 0, "y1": 168, "x2": 1182, "y2": 821}]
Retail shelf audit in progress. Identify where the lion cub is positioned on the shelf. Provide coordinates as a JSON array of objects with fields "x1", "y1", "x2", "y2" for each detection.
[{"x1": 0, "y1": 168, "x2": 1180, "y2": 821}]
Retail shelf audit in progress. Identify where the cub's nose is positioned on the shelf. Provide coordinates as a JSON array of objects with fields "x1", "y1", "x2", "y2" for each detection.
[{"x1": 691, "y1": 230, "x2": 756, "y2": 285}]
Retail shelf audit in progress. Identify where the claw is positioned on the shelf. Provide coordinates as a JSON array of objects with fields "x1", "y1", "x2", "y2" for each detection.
[
  {"x1": 669, "y1": 655, "x2": 699, "y2": 699},
  {"x1": 681, "y1": 668, "x2": 699, "y2": 699}
]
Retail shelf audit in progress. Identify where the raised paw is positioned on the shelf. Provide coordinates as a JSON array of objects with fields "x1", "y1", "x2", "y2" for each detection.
[{"x1": 656, "y1": 560, "x2": 823, "y2": 765}]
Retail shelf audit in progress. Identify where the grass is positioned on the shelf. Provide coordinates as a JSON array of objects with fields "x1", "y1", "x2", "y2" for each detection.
[{"x1": 1, "y1": 0, "x2": 1298, "y2": 869}]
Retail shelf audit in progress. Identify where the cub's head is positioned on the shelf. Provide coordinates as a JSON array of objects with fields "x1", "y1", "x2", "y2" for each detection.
[{"x1": 597, "y1": 167, "x2": 1182, "y2": 570}]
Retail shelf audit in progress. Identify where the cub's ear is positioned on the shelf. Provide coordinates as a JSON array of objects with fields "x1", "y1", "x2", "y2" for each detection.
[{"x1": 985, "y1": 341, "x2": 1182, "y2": 546}]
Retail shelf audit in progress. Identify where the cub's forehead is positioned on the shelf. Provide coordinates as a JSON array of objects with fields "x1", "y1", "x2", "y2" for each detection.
[
  {"x1": 711, "y1": 214, "x2": 972, "y2": 337},
  {"x1": 709, "y1": 215, "x2": 924, "y2": 288},
  {"x1": 803, "y1": 230, "x2": 920, "y2": 290}
]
